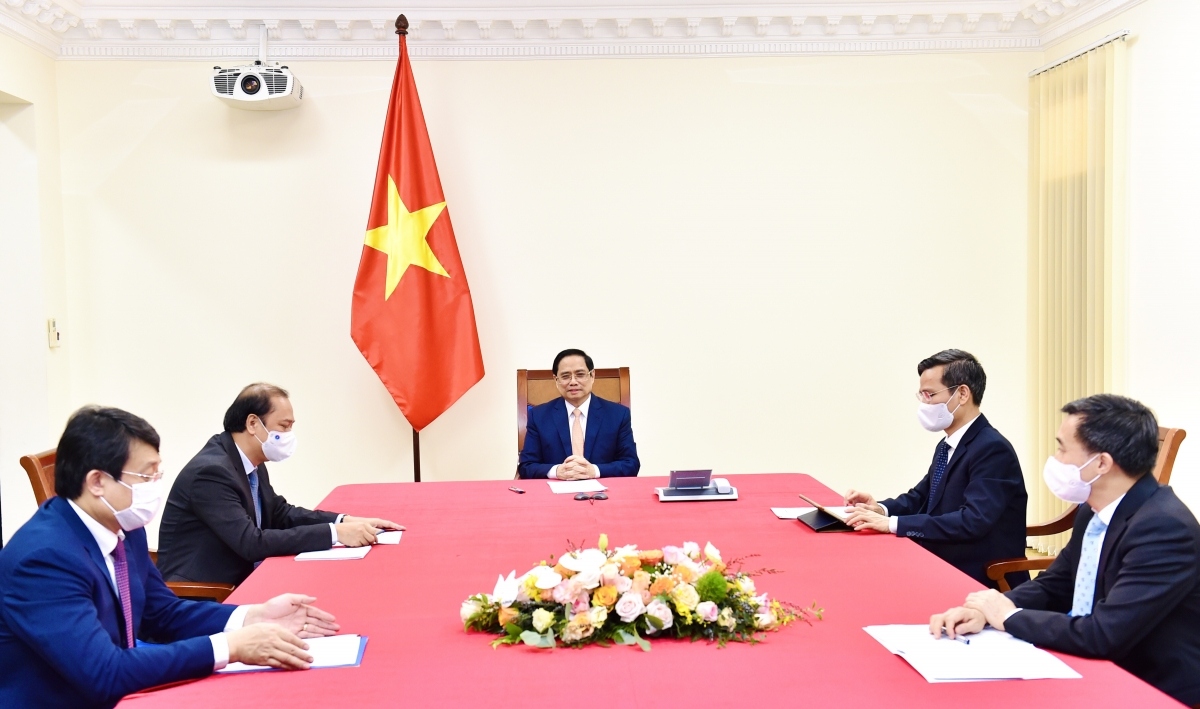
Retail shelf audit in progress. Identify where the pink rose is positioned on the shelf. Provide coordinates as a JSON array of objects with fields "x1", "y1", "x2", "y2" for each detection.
[
  {"x1": 662, "y1": 545, "x2": 687, "y2": 565},
  {"x1": 615, "y1": 575, "x2": 633, "y2": 594},
  {"x1": 644, "y1": 599, "x2": 674, "y2": 634},
  {"x1": 639, "y1": 589, "x2": 652, "y2": 605},
  {"x1": 600, "y1": 563, "x2": 621, "y2": 586},
  {"x1": 696, "y1": 601, "x2": 719, "y2": 623},
  {"x1": 615, "y1": 591, "x2": 647, "y2": 623},
  {"x1": 572, "y1": 596, "x2": 590, "y2": 615}
]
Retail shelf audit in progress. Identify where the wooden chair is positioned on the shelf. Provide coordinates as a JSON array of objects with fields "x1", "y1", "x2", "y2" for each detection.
[
  {"x1": 515, "y1": 367, "x2": 631, "y2": 478},
  {"x1": 986, "y1": 426, "x2": 1187, "y2": 591},
  {"x1": 19, "y1": 449, "x2": 235, "y2": 602}
]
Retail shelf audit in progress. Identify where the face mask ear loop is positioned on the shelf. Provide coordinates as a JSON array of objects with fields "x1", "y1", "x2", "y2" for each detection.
[
  {"x1": 252, "y1": 415, "x2": 269, "y2": 444},
  {"x1": 948, "y1": 386, "x2": 965, "y2": 416},
  {"x1": 1079, "y1": 454, "x2": 1104, "y2": 485}
]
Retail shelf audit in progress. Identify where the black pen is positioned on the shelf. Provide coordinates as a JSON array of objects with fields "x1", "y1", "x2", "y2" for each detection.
[{"x1": 508, "y1": 486, "x2": 525, "y2": 494}]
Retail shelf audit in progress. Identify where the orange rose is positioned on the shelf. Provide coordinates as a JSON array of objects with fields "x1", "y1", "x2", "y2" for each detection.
[
  {"x1": 649, "y1": 576, "x2": 677, "y2": 596},
  {"x1": 553, "y1": 563, "x2": 576, "y2": 578},
  {"x1": 498, "y1": 606, "x2": 519, "y2": 627},
  {"x1": 674, "y1": 565, "x2": 696, "y2": 584},
  {"x1": 592, "y1": 585, "x2": 619, "y2": 608},
  {"x1": 539, "y1": 589, "x2": 555, "y2": 602},
  {"x1": 639, "y1": 550, "x2": 664, "y2": 566},
  {"x1": 619, "y1": 556, "x2": 642, "y2": 576},
  {"x1": 632, "y1": 570, "x2": 652, "y2": 591},
  {"x1": 709, "y1": 561, "x2": 727, "y2": 575}
]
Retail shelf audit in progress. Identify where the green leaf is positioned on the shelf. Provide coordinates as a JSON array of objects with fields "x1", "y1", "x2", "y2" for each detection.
[
  {"x1": 520, "y1": 630, "x2": 546, "y2": 647},
  {"x1": 613, "y1": 630, "x2": 635, "y2": 645},
  {"x1": 504, "y1": 623, "x2": 524, "y2": 637},
  {"x1": 635, "y1": 635, "x2": 651, "y2": 652},
  {"x1": 646, "y1": 615, "x2": 664, "y2": 630}
]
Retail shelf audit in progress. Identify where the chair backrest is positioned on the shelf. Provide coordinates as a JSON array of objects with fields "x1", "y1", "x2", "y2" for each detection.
[
  {"x1": 1154, "y1": 426, "x2": 1186, "y2": 484},
  {"x1": 516, "y1": 367, "x2": 630, "y2": 452},
  {"x1": 20, "y1": 449, "x2": 57, "y2": 504}
]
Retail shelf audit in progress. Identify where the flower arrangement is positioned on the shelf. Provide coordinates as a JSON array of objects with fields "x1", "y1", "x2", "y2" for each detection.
[{"x1": 460, "y1": 534, "x2": 821, "y2": 650}]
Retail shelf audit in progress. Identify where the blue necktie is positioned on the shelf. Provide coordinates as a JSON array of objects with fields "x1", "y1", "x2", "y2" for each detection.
[
  {"x1": 248, "y1": 471, "x2": 263, "y2": 528},
  {"x1": 927, "y1": 440, "x2": 951, "y2": 508},
  {"x1": 1070, "y1": 514, "x2": 1109, "y2": 616}
]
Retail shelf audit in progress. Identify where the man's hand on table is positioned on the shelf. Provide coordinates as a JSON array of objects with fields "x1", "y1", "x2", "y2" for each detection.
[
  {"x1": 342, "y1": 515, "x2": 405, "y2": 532},
  {"x1": 557, "y1": 456, "x2": 598, "y2": 480},
  {"x1": 244, "y1": 593, "x2": 339, "y2": 639},
  {"x1": 845, "y1": 507, "x2": 891, "y2": 533},
  {"x1": 336, "y1": 520, "x2": 379, "y2": 546},
  {"x1": 227, "y1": 623, "x2": 313, "y2": 670},
  {"x1": 964, "y1": 589, "x2": 1016, "y2": 631},
  {"x1": 929, "y1": 606, "x2": 988, "y2": 639},
  {"x1": 844, "y1": 488, "x2": 885, "y2": 515}
]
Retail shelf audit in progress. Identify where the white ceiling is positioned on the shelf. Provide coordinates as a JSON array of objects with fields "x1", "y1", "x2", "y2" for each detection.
[{"x1": 1, "y1": 0, "x2": 1144, "y2": 59}]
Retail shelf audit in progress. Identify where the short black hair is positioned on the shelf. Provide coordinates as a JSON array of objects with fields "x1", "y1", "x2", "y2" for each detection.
[
  {"x1": 917, "y1": 349, "x2": 987, "y2": 405},
  {"x1": 55, "y1": 406, "x2": 161, "y2": 499},
  {"x1": 223, "y1": 383, "x2": 290, "y2": 433},
  {"x1": 1062, "y1": 394, "x2": 1159, "y2": 478},
  {"x1": 553, "y1": 349, "x2": 594, "y2": 375}
]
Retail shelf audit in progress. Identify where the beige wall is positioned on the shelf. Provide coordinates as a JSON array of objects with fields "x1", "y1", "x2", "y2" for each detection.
[
  {"x1": 44, "y1": 51, "x2": 1040, "y2": 546},
  {"x1": 1042, "y1": 0, "x2": 1200, "y2": 509}
]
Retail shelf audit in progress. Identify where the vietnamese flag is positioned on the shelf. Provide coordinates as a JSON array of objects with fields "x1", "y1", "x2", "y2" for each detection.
[{"x1": 351, "y1": 16, "x2": 484, "y2": 431}]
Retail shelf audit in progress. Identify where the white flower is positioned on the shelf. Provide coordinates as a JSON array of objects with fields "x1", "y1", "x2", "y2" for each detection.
[
  {"x1": 682, "y1": 541, "x2": 700, "y2": 560},
  {"x1": 671, "y1": 583, "x2": 700, "y2": 611},
  {"x1": 524, "y1": 565, "x2": 563, "y2": 590},
  {"x1": 662, "y1": 545, "x2": 688, "y2": 565},
  {"x1": 610, "y1": 544, "x2": 640, "y2": 560},
  {"x1": 645, "y1": 599, "x2": 674, "y2": 634},
  {"x1": 735, "y1": 575, "x2": 756, "y2": 595},
  {"x1": 615, "y1": 592, "x2": 646, "y2": 623},
  {"x1": 754, "y1": 612, "x2": 777, "y2": 629},
  {"x1": 574, "y1": 568, "x2": 602, "y2": 590},
  {"x1": 588, "y1": 606, "x2": 608, "y2": 626},
  {"x1": 600, "y1": 562, "x2": 621, "y2": 586},
  {"x1": 460, "y1": 599, "x2": 483, "y2": 623},
  {"x1": 532, "y1": 608, "x2": 555, "y2": 633},
  {"x1": 718, "y1": 607, "x2": 736, "y2": 630},
  {"x1": 491, "y1": 571, "x2": 518, "y2": 607},
  {"x1": 615, "y1": 575, "x2": 633, "y2": 594},
  {"x1": 696, "y1": 601, "x2": 719, "y2": 623},
  {"x1": 753, "y1": 594, "x2": 771, "y2": 614},
  {"x1": 559, "y1": 548, "x2": 607, "y2": 573},
  {"x1": 704, "y1": 542, "x2": 722, "y2": 564}
]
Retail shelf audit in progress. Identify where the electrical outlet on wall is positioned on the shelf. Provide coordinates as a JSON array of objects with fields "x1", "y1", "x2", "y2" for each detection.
[{"x1": 46, "y1": 318, "x2": 61, "y2": 349}]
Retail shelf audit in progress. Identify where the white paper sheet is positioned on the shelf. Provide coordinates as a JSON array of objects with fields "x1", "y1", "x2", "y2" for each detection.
[
  {"x1": 547, "y1": 479, "x2": 608, "y2": 494},
  {"x1": 824, "y1": 506, "x2": 854, "y2": 521},
  {"x1": 771, "y1": 507, "x2": 817, "y2": 519},
  {"x1": 375, "y1": 530, "x2": 402, "y2": 544},
  {"x1": 296, "y1": 546, "x2": 372, "y2": 561},
  {"x1": 219, "y1": 634, "x2": 366, "y2": 673},
  {"x1": 863, "y1": 625, "x2": 1082, "y2": 682}
]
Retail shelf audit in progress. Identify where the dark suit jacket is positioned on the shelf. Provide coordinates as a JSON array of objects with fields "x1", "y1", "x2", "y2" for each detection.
[
  {"x1": 880, "y1": 414, "x2": 1028, "y2": 588},
  {"x1": 0, "y1": 496, "x2": 234, "y2": 709},
  {"x1": 157, "y1": 432, "x2": 340, "y2": 586},
  {"x1": 1005, "y1": 473, "x2": 1200, "y2": 705},
  {"x1": 517, "y1": 395, "x2": 640, "y2": 479}
]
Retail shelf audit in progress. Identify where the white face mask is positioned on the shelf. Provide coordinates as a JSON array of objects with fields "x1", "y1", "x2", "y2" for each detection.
[
  {"x1": 1042, "y1": 454, "x2": 1102, "y2": 504},
  {"x1": 254, "y1": 416, "x2": 297, "y2": 462},
  {"x1": 917, "y1": 389, "x2": 963, "y2": 432},
  {"x1": 100, "y1": 476, "x2": 165, "y2": 531}
]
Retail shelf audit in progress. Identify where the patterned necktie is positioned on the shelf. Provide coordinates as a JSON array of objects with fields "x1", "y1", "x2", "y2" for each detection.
[
  {"x1": 111, "y1": 539, "x2": 135, "y2": 648},
  {"x1": 1070, "y1": 514, "x2": 1109, "y2": 616},
  {"x1": 248, "y1": 470, "x2": 263, "y2": 528},
  {"x1": 927, "y1": 440, "x2": 951, "y2": 507},
  {"x1": 571, "y1": 408, "x2": 585, "y2": 458}
]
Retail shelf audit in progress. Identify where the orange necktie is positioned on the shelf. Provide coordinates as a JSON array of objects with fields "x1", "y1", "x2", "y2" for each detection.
[{"x1": 571, "y1": 408, "x2": 584, "y2": 458}]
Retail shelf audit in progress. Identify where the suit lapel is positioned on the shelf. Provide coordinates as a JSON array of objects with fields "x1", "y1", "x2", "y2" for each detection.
[
  {"x1": 219, "y1": 432, "x2": 259, "y2": 522},
  {"x1": 583, "y1": 397, "x2": 604, "y2": 459},
  {"x1": 928, "y1": 415, "x2": 990, "y2": 512},
  {"x1": 553, "y1": 398, "x2": 572, "y2": 457},
  {"x1": 51, "y1": 497, "x2": 121, "y2": 608},
  {"x1": 1096, "y1": 473, "x2": 1160, "y2": 590}
]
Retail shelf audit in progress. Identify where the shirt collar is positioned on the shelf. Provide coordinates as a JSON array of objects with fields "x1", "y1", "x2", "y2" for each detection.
[
  {"x1": 568, "y1": 395, "x2": 592, "y2": 418},
  {"x1": 236, "y1": 443, "x2": 258, "y2": 476},
  {"x1": 67, "y1": 498, "x2": 123, "y2": 557},
  {"x1": 944, "y1": 414, "x2": 981, "y2": 451},
  {"x1": 1094, "y1": 493, "x2": 1127, "y2": 525}
]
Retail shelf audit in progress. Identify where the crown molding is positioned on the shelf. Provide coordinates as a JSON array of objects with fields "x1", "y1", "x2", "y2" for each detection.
[{"x1": 0, "y1": 0, "x2": 1146, "y2": 61}]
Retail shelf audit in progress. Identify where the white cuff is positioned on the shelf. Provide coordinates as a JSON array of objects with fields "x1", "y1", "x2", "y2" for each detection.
[
  {"x1": 1003, "y1": 608, "x2": 1023, "y2": 621},
  {"x1": 210, "y1": 634, "x2": 230, "y2": 670},
  {"x1": 888, "y1": 516, "x2": 899, "y2": 534},
  {"x1": 225, "y1": 605, "x2": 249, "y2": 631},
  {"x1": 548, "y1": 466, "x2": 558, "y2": 479},
  {"x1": 335, "y1": 514, "x2": 345, "y2": 523},
  {"x1": 329, "y1": 523, "x2": 338, "y2": 545},
  {"x1": 879, "y1": 503, "x2": 889, "y2": 516},
  {"x1": 591, "y1": 464, "x2": 600, "y2": 478}
]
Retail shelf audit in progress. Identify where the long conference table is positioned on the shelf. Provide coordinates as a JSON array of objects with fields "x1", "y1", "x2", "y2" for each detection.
[{"x1": 122, "y1": 474, "x2": 1180, "y2": 708}]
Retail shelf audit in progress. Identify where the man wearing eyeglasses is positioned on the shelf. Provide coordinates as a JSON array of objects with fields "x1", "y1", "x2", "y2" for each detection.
[
  {"x1": 844, "y1": 349, "x2": 1028, "y2": 588},
  {"x1": 518, "y1": 349, "x2": 640, "y2": 480}
]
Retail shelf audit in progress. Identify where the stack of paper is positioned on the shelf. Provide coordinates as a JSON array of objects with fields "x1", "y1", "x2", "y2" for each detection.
[
  {"x1": 219, "y1": 634, "x2": 368, "y2": 673},
  {"x1": 296, "y1": 546, "x2": 372, "y2": 561},
  {"x1": 547, "y1": 479, "x2": 608, "y2": 494},
  {"x1": 771, "y1": 507, "x2": 817, "y2": 519},
  {"x1": 864, "y1": 625, "x2": 1082, "y2": 682}
]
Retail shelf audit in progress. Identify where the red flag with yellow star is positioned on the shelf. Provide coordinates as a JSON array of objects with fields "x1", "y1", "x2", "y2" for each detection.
[{"x1": 351, "y1": 19, "x2": 484, "y2": 431}]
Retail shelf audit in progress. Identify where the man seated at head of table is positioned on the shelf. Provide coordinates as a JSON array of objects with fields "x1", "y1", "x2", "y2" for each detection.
[
  {"x1": 0, "y1": 406, "x2": 337, "y2": 709},
  {"x1": 518, "y1": 348, "x2": 640, "y2": 480},
  {"x1": 157, "y1": 383, "x2": 403, "y2": 587},
  {"x1": 931, "y1": 394, "x2": 1200, "y2": 707},
  {"x1": 844, "y1": 349, "x2": 1029, "y2": 588}
]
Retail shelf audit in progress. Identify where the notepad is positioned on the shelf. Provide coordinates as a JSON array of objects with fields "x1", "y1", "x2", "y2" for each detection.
[
  {"x1": 219, "y1": 634, "x2": 368, "y2": 673},
  {"x1": 547, "y1": 479, "x2": 608, "y2": 494},
  {"x1": 864, "y1": 625, "x2": 1081, "y2": 682},
  {"x1": 296, "y1": 546, "x2": 372, "y2": 561},
  {"x1": 375, "y1": 530, "x2": 402, "y2": 544},
  {"x1": 771, "y1": 507, "x2": 817, "y2": 519}
]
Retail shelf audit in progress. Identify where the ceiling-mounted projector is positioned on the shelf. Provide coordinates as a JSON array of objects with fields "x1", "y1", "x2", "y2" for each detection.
[{"x1": 211, "y1": 25, "x2": 302, "y2": 111}]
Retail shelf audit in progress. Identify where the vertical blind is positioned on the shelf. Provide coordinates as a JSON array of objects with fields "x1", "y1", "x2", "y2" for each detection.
[{"x1": 1027, "y1": 35, "x2": 1128, "y2": 554}]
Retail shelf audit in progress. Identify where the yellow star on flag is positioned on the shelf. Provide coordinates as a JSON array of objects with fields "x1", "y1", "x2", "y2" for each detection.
[{"x1": 364, "y1": 175, "x2": 449, "y2": 299}]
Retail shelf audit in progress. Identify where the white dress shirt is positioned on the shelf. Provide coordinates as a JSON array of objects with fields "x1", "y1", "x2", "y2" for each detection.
[
  {"x1": 1003, "y1": 492, "x2": 1127, "y2": 622},
  {"x1": 67, "y1": 499, "x2": 247, "y2": 670},
  {"x1": 548, "y1": 395, "x2": 601, "y2": 479},
  {"x1": 883, "y1": 414, "x2": 982, "y2": 534},
  {"x1": 236, "y1": 444, "x2": 342, "y2": 544}
]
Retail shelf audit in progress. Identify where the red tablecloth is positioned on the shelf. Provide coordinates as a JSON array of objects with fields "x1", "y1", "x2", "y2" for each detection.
[{"x1": 121, "y1": 474, "x2": 1180, "y2": 708}]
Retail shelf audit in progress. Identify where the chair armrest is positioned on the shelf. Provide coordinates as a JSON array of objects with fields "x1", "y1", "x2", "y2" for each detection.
[
  {"x1": 166, "y1": 581, "x2": 236, "y2": 603},
  {"x1": 985, "y1": 556, "x2": 1056, "y2": 592},
  {"x1": 1027, "y1": 505, "x2": 1078, "y2": 536}
]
